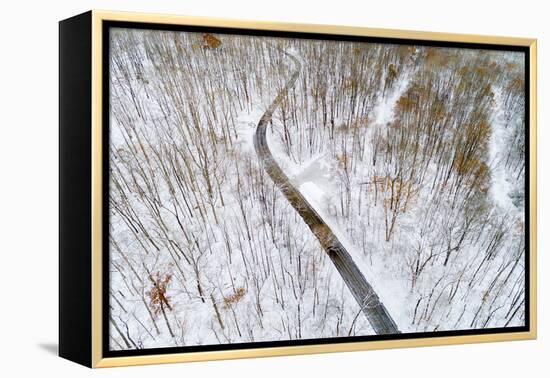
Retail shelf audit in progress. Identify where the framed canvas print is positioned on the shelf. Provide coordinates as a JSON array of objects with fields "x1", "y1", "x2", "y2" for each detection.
[{"x1": 59, "y1": 10, "x2": 537, "y2": 368}]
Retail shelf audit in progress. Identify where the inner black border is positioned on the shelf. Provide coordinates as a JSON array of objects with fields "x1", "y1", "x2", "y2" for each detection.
[{"x1": 102, "y1": 20, "x2": 531, "y2": 358}]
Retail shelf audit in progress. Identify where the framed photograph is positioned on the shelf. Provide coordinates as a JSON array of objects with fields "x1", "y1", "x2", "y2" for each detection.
[{"x1": 59, "y1": 10, "x2": 537, "y2": 368}]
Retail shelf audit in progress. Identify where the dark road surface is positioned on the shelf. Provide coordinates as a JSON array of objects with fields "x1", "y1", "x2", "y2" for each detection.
[{"x1": 253, "y1": 46, "x2": 400, "y2": 335}]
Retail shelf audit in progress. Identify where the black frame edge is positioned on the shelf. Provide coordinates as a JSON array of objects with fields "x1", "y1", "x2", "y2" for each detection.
[{"x1": 59, "y1": 10, "x2": 93, "y2": 368}]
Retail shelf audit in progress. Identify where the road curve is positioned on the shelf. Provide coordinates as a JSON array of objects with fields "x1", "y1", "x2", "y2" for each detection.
[{"x1": 254, "y1": 45, "x2": 400, "y2": 335}]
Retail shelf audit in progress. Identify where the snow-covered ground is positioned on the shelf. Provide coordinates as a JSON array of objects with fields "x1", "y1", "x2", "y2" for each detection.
[{"x1": 107, "y1": 28, "x2": 526, "y2": 351}]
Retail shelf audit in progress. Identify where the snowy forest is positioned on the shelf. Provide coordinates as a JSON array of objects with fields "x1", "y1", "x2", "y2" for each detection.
[{"x1": 108, "y1": 27, "x2": 526, "y2": 351}]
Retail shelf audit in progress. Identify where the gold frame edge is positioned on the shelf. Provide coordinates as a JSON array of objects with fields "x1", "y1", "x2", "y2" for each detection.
[
  {"x1": 91, "y1": 9, "x2": 104, "y2": 368},
  {"x1": 89, "y1": 9, "x2": 537, "y2": 368}
]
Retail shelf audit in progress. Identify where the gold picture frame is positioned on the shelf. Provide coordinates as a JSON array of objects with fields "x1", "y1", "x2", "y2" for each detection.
[{"x1": 59, "y1": 10, "x2": 537, "y2": 368}]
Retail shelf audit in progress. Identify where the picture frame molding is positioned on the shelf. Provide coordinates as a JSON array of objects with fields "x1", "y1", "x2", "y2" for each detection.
[{"x1": 65, "y1": 9, "x2": 538, "y2": 368}]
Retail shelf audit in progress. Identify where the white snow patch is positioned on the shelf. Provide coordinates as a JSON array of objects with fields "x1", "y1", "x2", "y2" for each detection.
[
  {"x1": 373, "y1": 54, "x2": 417, "y2": 126},
  {"x1": 489, "y1": 88, "x2": 521, "y2": 217}
]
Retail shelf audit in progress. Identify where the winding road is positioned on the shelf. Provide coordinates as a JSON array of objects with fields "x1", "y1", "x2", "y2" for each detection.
[{"x1": 253, "y1": 46, "x2": 400, "y2": 335}]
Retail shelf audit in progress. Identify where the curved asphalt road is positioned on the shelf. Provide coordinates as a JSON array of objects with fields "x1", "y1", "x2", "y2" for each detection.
[{"x1": 253, "y1": 46, "x2": 400, "y2": 335}]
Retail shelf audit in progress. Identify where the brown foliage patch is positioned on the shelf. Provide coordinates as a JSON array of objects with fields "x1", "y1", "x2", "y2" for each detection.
[
  {"x1": 223, "y1": 287, "x2": 246, "y2": 308},
  {"x1": 203, "y1": 33, "x2": 222, "y2": 49},
  {"x1": 147, "y1": 271, "x2": 173, "y2": 316}
]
